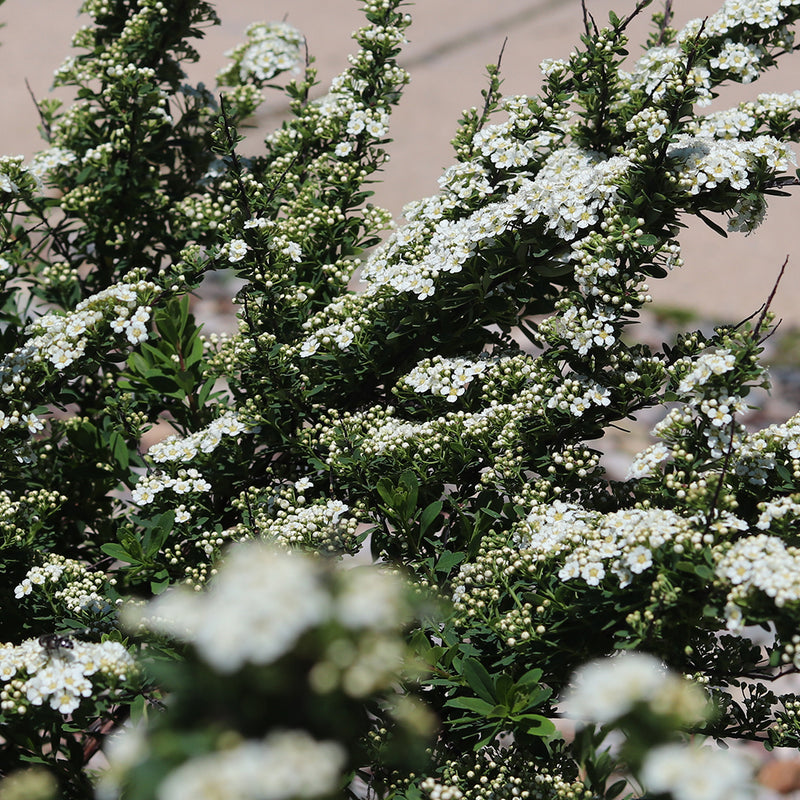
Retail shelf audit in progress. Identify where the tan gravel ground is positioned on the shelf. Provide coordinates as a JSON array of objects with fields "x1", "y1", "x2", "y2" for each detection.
[{"x1": 2, "y1": 0, "x2": 800, "y2": 321}]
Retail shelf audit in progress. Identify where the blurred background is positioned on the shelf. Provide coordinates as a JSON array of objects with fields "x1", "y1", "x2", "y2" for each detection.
[{"x1": 2, "y1": 0, "x2": 800, "y2": 322}]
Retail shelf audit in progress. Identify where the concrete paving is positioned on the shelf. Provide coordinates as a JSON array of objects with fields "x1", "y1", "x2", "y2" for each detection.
[{"x1": 2, "y1": 0, "x2": 800, "y2": 321}]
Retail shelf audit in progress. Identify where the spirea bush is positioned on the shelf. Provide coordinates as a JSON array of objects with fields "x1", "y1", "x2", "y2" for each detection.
[{"x1": 2, "y1": 0, "x2": 800, "y2": 797}]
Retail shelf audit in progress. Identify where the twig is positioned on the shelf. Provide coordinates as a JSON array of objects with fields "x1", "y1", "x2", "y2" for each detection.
[
  {"x1": 218, "y1": 94, "x2": 253, "y2": 220},
  {"x1": 479, "y1": 37, "x2": 507, "y2": 125},
  {"x1": 702, "y1": 417, "x2": 737, "y2": 534},
  {"x1": 240, "y1": 288, "x2": 269, "y2": 358},
  {"x1": 700, "y1": 258, "x2": 789, "y2": 533},
  {"x1": 581, "y1": 0, "x2": 598, "y2": 36},
  {"x1": 753, "y1": 255, "x2": 789, "y2": 340},
  {"x1": 619, "y1": 0, "x2": 656, "y2": 33},
  {"x1": 25, "y1": 78, "x2": 52, "y2": 142},
  {"x1": 765, "y1": 175, "x2": 800, "y2": 189},
  {"x1": 654, "y1": 0, "x2": 674, "y2": 47}
]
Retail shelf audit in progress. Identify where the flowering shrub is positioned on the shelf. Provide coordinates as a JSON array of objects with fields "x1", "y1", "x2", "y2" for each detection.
[{"x1": 2, "y1": 0, "x2": 800, "y2": 797}]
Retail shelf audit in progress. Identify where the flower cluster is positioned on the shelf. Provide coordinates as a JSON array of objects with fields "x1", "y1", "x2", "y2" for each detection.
[
  {"x1": 667, "y1": 134, "x2": 796, "y2": 202},
  {"x1": 0, "y1": 278, "x2": 157, "y2": 387},
  {"x1": 27, "y1": 146, "x2": 78, "y2": 184},
  {"x1": 715, "y1": 533, "x2": 800, "y2": 628},
  {"x1": 13, "y1": 554, "x2": 115, "y2": 624},
  {"x1": 353, "y1": 145, "x2": 632, "y2": 312},
  {"x1": 146, "y1": 411, "x2": 253, "y2": 464},
  {"x1": 398, "y1": 355, "x2": 488, "y2": 402},
  {"x1": 512, "y1": 502, "x2": 698, "y2": 589},
  {"x1": 255, "y1": 497, "x2": 359, "y2": 554},
  {"x1": 563, "y1": 655, "x2": 755, "y2": 800},
  {"x1": 0, "y1": 155, "x2": 27, "y2": 196},
  {"x1": 733, "y1": 412, "x2": 800, "y2": 486},
  {"x1": 413, "y1": 752, "x2": 593, "y2": 800},
  {"x1": 131, "y1": 467, "x2": 212, "y2": 507},
  {"x1": 105, "y1": 540, "x2": 424, "y2": 799},
  {"x1": 217, "y1": 21, "x2": 304, "y2": 86},
  {"x1": 4, "y1": 0, "x2": 800, "y2": 793},
  {"x1": 0, "y1": 637, "x2": 135, "y2": 715}
]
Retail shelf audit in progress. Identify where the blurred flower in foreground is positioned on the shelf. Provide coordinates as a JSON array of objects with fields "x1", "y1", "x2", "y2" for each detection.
[
  {"x1": 559, "y1": 651, "x2": 708, "y2": 727},
  {"x1": 110, "y1": 542, "x2": 430, "y2": 800},
  {"x1": 156, "y1": 730, "x2": 346, "y2": 800},
  {"x1": 125, "y1": 541, "x2": 411, "y2": 674},
  {"x1": 642, "y1": 742, "x2": 754, "y2": 800}
]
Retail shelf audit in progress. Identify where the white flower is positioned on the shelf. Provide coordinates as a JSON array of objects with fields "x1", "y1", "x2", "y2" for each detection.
[
  {"x1": 126, "y1": 322, "x2": 149, "y2": 344},
  {"x1": 328, "y1": 500, "x2": 348, "y2": 524},
  {"x1": 23, "y1": 414, "x2": 44, "y2": 434},
  {"x1": 580, "y1": 561, "x2": 605, "y2": 586},
  {"x1": 299, "y1": 336, "x2": 319, "y2": 357},
  {"x1": 625, "y1": 545, "x2": 653, "y2": 574},
  {"x1": 539, "y1": 58, "x2": 568, "y2": 77},
  {"x1": 626, "y1": 442, "x2": 671, "y2": 479},
  {"x1": 282, "y1": 241, "x2": 302, "y2": 262},
  {"x1": 223, "y1": 21, "x2": 304, "y2": 83},
  {"x1": 365, "y1": 113, "x2": 389, "y2": 138},
  {"x1": 334, "y1": 142, "x2": 353, "y2": 158},
  {"x1": 334, "y1": 327, "x2": 354, "y2": 349},
  {"x1": 346, "y1": 109, "x2": 369, "y2": 135},
  {"x1": 227, "y1": 238, "x2": 250, "y2": 263}
]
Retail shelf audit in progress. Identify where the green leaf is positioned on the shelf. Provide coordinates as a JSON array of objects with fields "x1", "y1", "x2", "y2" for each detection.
[
  {"x1": 376, "y1": 477, "x2": 397, "y2": 508},
  {"x1": 513, "y1": 685, "x2": 553, "y2": 712},
  {"x1": 695, "y1": 210, "x2": 728, "y2": 238},
  {"x1": 605, "y1": 779, "x2": 629, "y2": 799},
  {"x1": 461, "y1": 657, "x2": 496, "y2": 704},
  {"x1": 150, "y1": 570, "x2": 171, "y2": 595},
  {"x1": 435, "y1": 549, "x2": 465, "y2": 575},
  {"x1": 444, "y1": 696, "x2": 496, "y2": 715},
  {"x1": 419, "y1": 500, "x2": 443, "y2": 536},
  {"x1": 100, "y1": 543, "x2": 137, "y2": 565},
  {"x1": 109, "y1": 430, "x2": 130, "y2": 470},
  {"x1": 518, "y1": 714, "x2": 556, "y2": 736},
  {"x1": 398, "y1": 470, "x2": 419, "y2": 518},
  {"x1": 142, "y1": 511, "x2": 175, "y2": 558},
  {"x1": 183, "y1": 335, "x2": 205, "y2": 368},
  {"x1": 128, "y1": 351, "x2": 153, "y2": 375},
  {"x1": 515, "y1": 667, "x2": 544, "y2": 687},
  {"x1": 694, "y1": 563, "x2": 714, "y2": 581},
  {"x1": 197, "y1": 375, "x2": 220, "y2": 407}
]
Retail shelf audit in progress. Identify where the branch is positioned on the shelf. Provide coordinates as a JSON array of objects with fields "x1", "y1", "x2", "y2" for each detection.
[
  {"x1": 581, "y1": 0, "x2": 597, "y2": 36},
  {"x1": 218, "y1": 94, "x2": 253, "y2": 220},
  {"x1": 26, "y1": 78, "x2": 52, "y2": 142},
  {"x1": 702, "y1": 417, "x2": 737, "y2": 534},
  {"x1": 478, "y1": 37, "x2": 507, "y2": 129},
  {"x1": 764, "y1": 175, "x2": 800, "y2": 189},
  {"x1": 619, "y1": 0, "x2": 656, "y2": 33},
  {"x1": 653, "y1": 0, "x2": 674, "y2": 47},
  {"x1": 753, "y1": 255, "x2": 789, "y2": 340}
]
